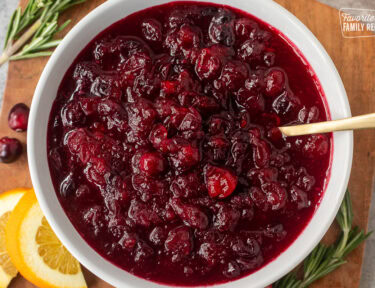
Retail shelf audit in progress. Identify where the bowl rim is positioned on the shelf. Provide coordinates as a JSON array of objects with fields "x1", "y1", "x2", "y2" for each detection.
[{"x1": 27, "y1": 0, "x2": 353, "y2": 287}]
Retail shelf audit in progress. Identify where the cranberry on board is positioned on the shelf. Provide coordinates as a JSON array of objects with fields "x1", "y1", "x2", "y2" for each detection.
[
  {"x1": 0, "y1": 137, "x2": 22, "y2": 163},
  {"x1": 47, "y1": 2, "x2": 331, "y2": 286},
  {"x1": 8, "y1": 103, "x2": 29, "y2": 132}
]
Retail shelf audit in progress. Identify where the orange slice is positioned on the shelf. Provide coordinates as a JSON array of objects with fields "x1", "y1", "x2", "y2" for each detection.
[
  {"x1": 0, "y1": 188, "x2": 29, "y2": 287},
  {"x1": 6, "y1": 191, "x2": 87, "y2": 288}
]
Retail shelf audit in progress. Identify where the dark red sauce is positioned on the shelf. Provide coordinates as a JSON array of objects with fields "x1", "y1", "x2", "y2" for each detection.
[{"x1": 47, "y1": 2, "x2": 332, "y2": 286}]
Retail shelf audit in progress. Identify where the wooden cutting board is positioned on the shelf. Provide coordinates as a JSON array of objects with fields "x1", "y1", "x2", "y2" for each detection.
[{"x1": 1, "y1": 0, "x2": 375, "y2": 287}]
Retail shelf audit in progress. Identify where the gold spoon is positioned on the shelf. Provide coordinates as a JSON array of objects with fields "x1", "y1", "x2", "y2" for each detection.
[{"x1": 279, "y1": 113, "x2": 375, "y2": 136}]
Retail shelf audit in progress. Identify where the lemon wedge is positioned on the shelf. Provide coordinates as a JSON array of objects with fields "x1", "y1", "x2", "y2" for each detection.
[
  {"x1": 0, "y1": 188, "x2": 29, "y2": 287},
  {"x1": 6, "y1": 191, "x2": 87, "y2": 288}
]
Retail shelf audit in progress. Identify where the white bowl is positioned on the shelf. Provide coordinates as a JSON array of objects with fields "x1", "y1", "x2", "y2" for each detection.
[{"x1": 28, "y1": 0, "x2": 353, "y2": 287}]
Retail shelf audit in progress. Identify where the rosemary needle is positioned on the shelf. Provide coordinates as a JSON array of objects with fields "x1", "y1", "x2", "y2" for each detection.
[
  {"x1": 0, "y1": 0, "x2": 86, "y2": 66},
  {"x1": 273, "y1": 190, "x2": 371, "y2": 288}
]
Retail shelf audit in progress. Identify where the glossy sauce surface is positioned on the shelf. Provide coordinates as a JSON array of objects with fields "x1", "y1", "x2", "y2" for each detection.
[{"x1": 47, "y1": 2, "x2": 332, "y2": 285}]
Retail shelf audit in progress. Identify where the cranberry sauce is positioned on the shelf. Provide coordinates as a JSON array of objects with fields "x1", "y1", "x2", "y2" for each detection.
[{"x1": 47, "y1": 2, "x2": 332, "y2": 286}]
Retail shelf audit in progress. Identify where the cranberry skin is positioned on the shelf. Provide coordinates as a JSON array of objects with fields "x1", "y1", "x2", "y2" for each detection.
[
  {"x1": 218, "y1": 61, "x2": 248, "y2": 92},
  {"x1": 250, "y1": 186, "x2": 269, "y2": 212},
  {"x1": 209, "y1": 9, "x2": 235, "y2": 46},
  {"x1": 264, "y1": 68, "x2": 286, "y2": 97},
  {"x1": 149, "y1": 124, "x2": 168, "y2": 151},
  {"x1": 272, "y1": 91, "x2": 301, "y2": 116},
  {"x1": 205, "y1": 165, "x2": 238, "y2": 198},
  {"x1": 261, "y1": 182, "x2": 287, "y2": 210},
  {"x1": 251, "y1": 138, "x2": 271, "y2": 168},
  {"x1": 237, "y1": 39, "x2": 264, "y2": 64},
  {"x1": 170, "y1": 198, "x2": 209, "y2": 229},
  {"x1": 198, "y1": 242, "x2": 220, "y2": 266},
  {"x1": 222, "y1": 261, "x2": 241, "y2": 278},
  {"x1": 128, "y1": 199, "x2": 161, "y2": 227},
  {"x1": 61, "y1": 101, "x2": 85, "y2": 127},
  {"x1": 141, "y1": 19, "x2": 162, "y2": 42},
  {"x1": 8, "y1": 103, "x2": 29, "y2": 132},
  {"x1": 302, "y1": 134, "x2": 329, "y2": 158},
  {"x1": 214, "y1": 203, "x2": 240, "y2": 231},
  {"x1": 165, "y1": 225, "x2": 193, "y2": 262},
  {"x1": 139, "y1": 152, "x2": 166, "y2": 176},
  {"x1": 236, "y1": 87, "x2": 265, "y2": 113},
  {"x1": 149, "y1": 226, "x2": 167, "y2": 246},
  {"x1": 0, "y1": 137, "x2": 23, "y2": 163},
  {"x1": 234, "y1": 18, "x2": 259, "y2": 41},
  {"x1": 170, "y1": 172, "x2": 203, "y2": 198},
  {"x1": 290, "y1": 185, "x2": 310, "y2": 209},
  {"x1": 195, "y1": 48, "x2": 221, "y2": 80}
]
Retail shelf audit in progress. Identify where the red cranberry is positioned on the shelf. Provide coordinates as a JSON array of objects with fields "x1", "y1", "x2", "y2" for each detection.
[
  {"x1": 149, "y1": 226, "x2": 167, "y2": 246},
  {"x1": 237, "y1": 39, "x2": 264, "y2": 64},
  {"x1": 272, "y1": 90, "x2": 301, "y2": 115},
  {"x1": 236, "y1": 87, "x2": 265, "y2": 113},
  {"x1": 302, "y1": 134, "x2": 329, "y2": 158},
  {"x1": 264, "y1": 68, "x2": 286, "y2": 97},
  {"x1": 209, "y1": 9, "x2": 235, "y2": 46},
  {"x1": 128, "y1": 199, "x2": 161, "y2": 227},
  {"x1": 261, "y1": 182, "x2": 287, "y2": 210},
  {"x1": 218, "y1": 61, "x2": 248, "y2": 92},
  {"x1": 290, "y1": 185, "x2": 310, "y2": 209},
  {"x1": 263, "y1": 52, "x2": 276, "y2": 67},
  {"x1": 61, "y1": 101, "x2": 85, "y2": 127},
  {"x1": 249, "y1": 186, "x2": 269, "y2": 212},
  {"x1": 170, "y1": 172, "x2": 203, "y2": 198},
  {"x1": 83, "y1": 206, "x2": 106, "y2": 236},
  {"x1": 247, "y1": 167, "x2": 278, "y2": 186},
  {"x1": 213, "y1": 203, "x2": 240, "y2": 231},
  {"x1": 119, "y1": 231, "x2": 138, "y2": 250},
  {"x1": 119, "y1": 52, "x2": 152, "y2": 77},
  {"x1": 132, "y1": 174, "x2": 166, "y2": 201},
  {"x1": 298, "y1": 106, "x2": 320, "y2": 123},
  {"x1": 234, "y1": 18, "x2": 259, "y2": 41},
  {"x1": 0, "y1": 137, "x2": 23, "y2": 163},
  {"x1": 141, "y1": 19, "x2": 162, "y2": 42},
  {"x1": 134, "y1": 240, "x2": 154, "y2": 263},
  {"x1": 91, "y1": 74, "x2": 122, "y2": 99},
  {"x1": 59, "y1": 173, "x2": 75, "y2": 198},
  {"x1": 139, "y1": 152, "x2": 166, "y2": 176},
  {"x1": 205, "y1": 165, "x2": 238, "y2": 198},
  {"x1": 126, "y1": 99, "x2": 156, "y2": 133},
  {"x1": 149, "y1": 125, "x2": 168, "y2": 152},
  {"x1": 8, "y1": 103, "x2": 29, "y2": 132},
  {"x1": 222, "y1": 261, "x2": 241, "y2": 278},
  {"x1": 251, "y1": 138, "x2": 271, "y2": 168},
  {"x1": 206, "y1": 135, "x2": 230, "y2": 162},
  {"x1": 195, "y1": 48, "x2": 222, "y2": 80},
  {"x1": 168, "y1": 141, "x2": 199, "y2": 173},
  {"x1": 170, "y1": 198, "x2": 209, "y2": 229},
  {"x1": 178, "y1": 24, "x2": 201, "y2": 49},
  {"x1": 198, "y1": 242, "x2": 219, "y2": 266},
  {"x1": 165, "y1": 225, "x2": 193, "y2": 262}
]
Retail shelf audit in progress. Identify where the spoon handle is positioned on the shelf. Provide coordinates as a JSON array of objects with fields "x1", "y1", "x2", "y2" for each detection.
[{"x1": 279, "y1": 113, "x2": 375, "y2": 136}]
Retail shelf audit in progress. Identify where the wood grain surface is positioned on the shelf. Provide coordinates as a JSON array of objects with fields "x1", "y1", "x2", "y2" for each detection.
[{"x1": 1, "y1": 0, "x2": 374, "y2": 287}]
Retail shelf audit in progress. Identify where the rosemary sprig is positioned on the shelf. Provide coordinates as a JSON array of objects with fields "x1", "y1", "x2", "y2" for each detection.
[
  {"x1": 273, "y1": 190, "x2": 371, "y2": 288},
  {"x1": 0, "y1": 0, "x2": 86, "y2": 66}
]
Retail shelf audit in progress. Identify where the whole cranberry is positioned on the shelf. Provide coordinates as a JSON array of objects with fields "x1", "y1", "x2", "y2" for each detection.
[
  {"x1": 139, "y1": 152, "x2": 166, "y2": 176},
  {"x1": 204, "y1": 165, "x2": 238, "y2": 198},
  {"x1": 8, "y1": 103, "x2": 29, "y2": 132},
  {"x1": 264, "y1": 68, "x2": 286, "y2": 97},
  {"x1": 0, "y1": 137, "x2": 23, "y2": 163}
]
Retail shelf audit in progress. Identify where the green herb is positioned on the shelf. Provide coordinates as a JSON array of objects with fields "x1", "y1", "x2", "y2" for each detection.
[
  {"x1": 0, "y1": 0, "x2": 86, "y2": 66},
  {"x1": 273, "y1": 190, "x2": 371, "y2": 288}
]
